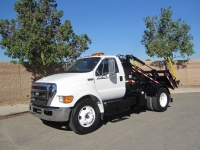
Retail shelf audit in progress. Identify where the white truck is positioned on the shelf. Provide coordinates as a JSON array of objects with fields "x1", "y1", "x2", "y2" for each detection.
[{"x1": 30, "y1": 53, "x2": 179, "y2": 134}]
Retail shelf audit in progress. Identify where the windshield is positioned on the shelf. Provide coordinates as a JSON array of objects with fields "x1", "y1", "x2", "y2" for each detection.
[{"x1": 65, "y1": 57, "x2": 101, "y2": 73}]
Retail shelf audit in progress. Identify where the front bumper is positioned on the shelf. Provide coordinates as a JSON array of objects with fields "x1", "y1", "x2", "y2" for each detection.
[{"x1": 30, "y1": 104, "x2": 71, "y2": 122}]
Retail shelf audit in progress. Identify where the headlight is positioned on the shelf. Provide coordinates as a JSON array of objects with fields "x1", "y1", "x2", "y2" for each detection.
[{"x1": 48, "y1": 84, "x2": 57, "y2": 99}]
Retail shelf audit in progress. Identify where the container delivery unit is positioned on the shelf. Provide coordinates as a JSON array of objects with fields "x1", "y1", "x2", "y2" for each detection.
[{"x1": 30, "y1": 53, "x2": 179, "y2": 134}]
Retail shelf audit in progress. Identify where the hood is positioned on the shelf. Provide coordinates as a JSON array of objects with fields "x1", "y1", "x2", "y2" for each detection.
[{"x1": 36, "y1": 73, "x2": 92, "y2": 84}]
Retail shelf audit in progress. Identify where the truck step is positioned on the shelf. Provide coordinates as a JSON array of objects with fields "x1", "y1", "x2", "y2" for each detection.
[{"x1": 105, "y1": 108, "x2": 130, "y2": 117}]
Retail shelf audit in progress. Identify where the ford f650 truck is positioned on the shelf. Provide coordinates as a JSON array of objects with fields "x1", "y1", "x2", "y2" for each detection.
[{"x1": 30, "y1": 53, "x2": 179, "y2": 134}]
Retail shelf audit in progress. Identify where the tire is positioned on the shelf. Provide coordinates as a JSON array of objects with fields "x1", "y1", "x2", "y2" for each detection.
[
  {"x1": 146, "y1": 96, "x2": 154, "y2": 111},
  {"x1": 152, "y1": 88, "x2": 169, "y2": 112},
  {"x1": 69, "y1": 98, "x2": 100, "y2": 134}
]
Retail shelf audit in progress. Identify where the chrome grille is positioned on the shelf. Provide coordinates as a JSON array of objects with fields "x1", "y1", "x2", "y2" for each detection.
[{"x1": 31, "y1": 83, "x2": 57, "y2": 106}]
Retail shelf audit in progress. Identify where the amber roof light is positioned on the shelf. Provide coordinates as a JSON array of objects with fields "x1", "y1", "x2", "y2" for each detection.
[{"x1": 91, "y1": 52, "x2": 104, "y2": 56}]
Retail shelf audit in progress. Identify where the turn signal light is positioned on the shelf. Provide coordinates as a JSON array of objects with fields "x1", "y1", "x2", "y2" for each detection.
[
  {"x1": 63, "y1": 96, "x2": 73, "y2": 103},
  {"x1": 59, "y1": 96, "x2": 73, "y2": 103}
]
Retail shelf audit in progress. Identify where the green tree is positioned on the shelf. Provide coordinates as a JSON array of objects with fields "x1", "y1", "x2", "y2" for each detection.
[
  {"x1": 145, "y1": 58, "x2": 151, "y2": 61},
  {"x1": 0, "y1": 0, "x2": 91, "y2": 73},
  {"x1": 141, "y1": 6, "x2": 195, "y2": 61}
]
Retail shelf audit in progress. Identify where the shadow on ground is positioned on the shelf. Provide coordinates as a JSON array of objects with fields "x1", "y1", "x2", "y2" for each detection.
[
  {"x1": 40, "y1": 107, "x2": 147, "y2": 134},
  {"x1": 41, "y1": 119, "x2": 71, "y2": 131},
  {"x1": 99, "y1": 107, "x2": 147, "y2": 126}
]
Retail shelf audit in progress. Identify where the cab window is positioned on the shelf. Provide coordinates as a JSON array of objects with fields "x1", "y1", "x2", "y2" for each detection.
[
  {"x1": 65, "y1": 57, "x2": 101, "y2": 73},
  {"x1": 95, "y1": 58, "x2": 119, "y2": 76}
]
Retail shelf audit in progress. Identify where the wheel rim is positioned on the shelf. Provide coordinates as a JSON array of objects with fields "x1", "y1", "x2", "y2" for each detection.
[
  {"x1": 159, "y1": 93, "x2": 167, "y2": 107},
  {"x1": 78, "y1": 106, "x2": 95, "y2": 127}
]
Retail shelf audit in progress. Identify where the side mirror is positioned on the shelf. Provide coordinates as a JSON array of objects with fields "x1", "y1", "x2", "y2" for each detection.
[{"x1": 108, "y1": 59, "x2": 116, "y2": 78}]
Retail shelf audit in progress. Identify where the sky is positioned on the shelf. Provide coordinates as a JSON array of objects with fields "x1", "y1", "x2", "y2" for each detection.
[{"x1": 0, "y1": 0, "x2": 200, "y2": 61}]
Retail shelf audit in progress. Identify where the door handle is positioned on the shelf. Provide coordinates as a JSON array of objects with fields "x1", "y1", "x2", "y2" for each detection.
[{"x1": 120, "y1": 76, "x2": 123, "y2": 81}]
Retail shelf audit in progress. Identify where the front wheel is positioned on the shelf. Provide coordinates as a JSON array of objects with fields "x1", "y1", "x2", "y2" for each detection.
[
  {"x1": 152, "y1": 88, "x2": 170, "y2": 112},
  {"x1": 69, "y1": 98, "x2": 100, "y2": 134}
]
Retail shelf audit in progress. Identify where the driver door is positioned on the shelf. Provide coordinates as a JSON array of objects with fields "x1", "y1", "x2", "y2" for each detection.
[{"x1": 94, "y1": 58, "x2": 125, "y2": 101}]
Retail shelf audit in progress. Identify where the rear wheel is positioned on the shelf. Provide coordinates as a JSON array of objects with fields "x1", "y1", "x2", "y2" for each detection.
[
  {"x1": 152, "y1": 88, "x2": 169, "y2": 112},
  {"x1": 69, "y1": 98, "x2": 100, "y2": 134},
  {"x1": 146, "y1": 96, "x2": 154, "y2": 111}
]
